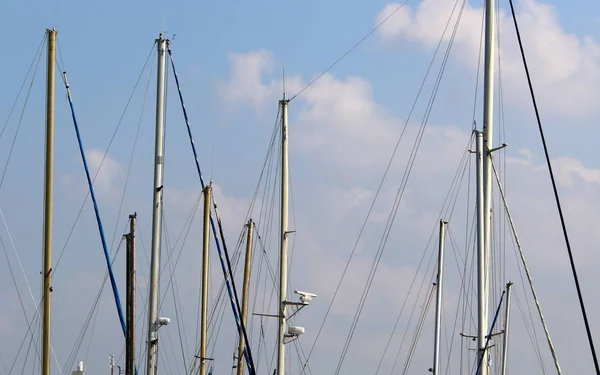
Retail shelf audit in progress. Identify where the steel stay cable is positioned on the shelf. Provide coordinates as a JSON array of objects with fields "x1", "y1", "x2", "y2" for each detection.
[
  {"x1": 167, "y1": 48, "x2": 256, "y2": 375},
  {"x1": 19, "y1": 312, "x2": 38, "y2": 375},
  {"x1": 491, "y1": 158, "x2": 562, "y2": 374},
  {"x1": 335, "y1": 0, "x2": 466, "y2": 370},
  {"x1": 443, "y1": 228, "x2": 470, "y2": 375},
  {"x1": 63, "y1": 236, "x2": 126, "y2": 372},
  {"x1": 507, "y1": 1, "x2": 598, "y2": 373},
  {"x1": 0, "y1": 39, "x2": 45, "y2": 190},
  {"x1": 108, "y1": 50, "x2": 155, "y2": 253},
  {"x1": 373, "y1": 140, "x2": 471, "y2": 375},
  {"x1": 289, "y1": 0, "x2": 411, "y2": 101},
  {"x1": 162, "y1": 215, "x2": 190, "y2": 374},
  {"x1": 0, "y1": 352, "x2": 7, "y2": 375},
  {"x1": 53, "y1": 41, "x2": 156, "y2": 273},
  {"x1": 0, "y1": 230, "x2": 41, "y2": 361},
  {"x1": 302, "y1": 3, "x2": 467, "y2": 373},
  {"x1": 512, "y1": 290, "x2": 548, "y2": 373},
  {"x1": 0, "y1": 207, "x2": 61, "y2": 374},
  {"x1": 7, "y1": 289, "x2": 42, "y2": 375},
  {"x1": 400, "y1": 283, "x2": 436, "y2": 375},
  {"x1": 0, "y1": 34, "x2": 46, "y2": 142},
  {"x1": 388, "y1": 248, "x2": 437, "y2": 375},
  {"x1": 62, "y1": 73, "x2": 129, "y2": 351}
]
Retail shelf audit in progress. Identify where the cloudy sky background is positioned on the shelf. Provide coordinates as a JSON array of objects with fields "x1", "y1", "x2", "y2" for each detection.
[{"x1": 1, "y1": 0, "x2": 600, "y2": 374}]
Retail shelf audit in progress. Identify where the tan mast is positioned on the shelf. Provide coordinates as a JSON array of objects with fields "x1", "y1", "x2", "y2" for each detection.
[
  {"x1": 42, "y1": 28, "x2": 57, "y2": 375},
  {"x1": 200, "y1": 185, "x2": 212, "y2": 375},
  {"x1": 237, "y1": 219, "x2": 254, "y2": 375}
]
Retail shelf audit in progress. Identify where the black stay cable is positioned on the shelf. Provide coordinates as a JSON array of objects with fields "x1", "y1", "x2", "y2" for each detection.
[{"x1": 508, "y1": 1, "x2": 599, "y2": 373}]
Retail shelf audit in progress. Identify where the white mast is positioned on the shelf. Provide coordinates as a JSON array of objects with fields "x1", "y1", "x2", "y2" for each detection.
[
  {"x1": 147, "y1": 34, "x2": 169, "y2": 375},
  {"x1": 480, "y1": 0, "x2": 496, "y2": 372},
  {"x1": 476, "y1": 131, "x2": 487, "y2": 374},
  {"x1": 432, "y1": 220, "x2": 447, "y2": 375},
  {"x1": 277, "y1": 97, "x2": 290, "y2": 375}
]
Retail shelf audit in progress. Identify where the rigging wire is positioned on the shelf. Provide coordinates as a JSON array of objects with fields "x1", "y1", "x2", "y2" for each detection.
[
  {"x1": 61, "y1": 71, "x2": 128, "y2": 340},
  {"x1": 162, "y1": 214, "x2": 190, "y2": 374},
  {"x1": 19, "y1": 311, "x2": 39, "y2": 375},
  {"x1": 300, "y1": 4, "x2": 464, "y2": 371},
  {"x1": 289, "y1": 0, "x2": 411, "y2": 101},
  {"x1": 63, "y1": 235, "x2": 126, "y2": 372},
  {"x1": 8, "y1": 301, "x2": 41, "y2": 375},
  {"x1": 333, "y1": 0, "x2": 467, "y2": 371},
  {"x1": 0, "y1": 351, "x2": 7, "y2": 375},
  {"x1": 512, "y1": 290, "x2": 548, "y2": 373},
  {"x1": 0, "y1": 220, "x2": 41, "y2": 361},
  {"x1": 167, "y1": 47, "x2": 256, "y2": 375},
  {"x1": 108, "y1": 48, "x2": 155, "y2": 253},
  {"x1": 0, "y1": 34, "x2": 46, "y2": 142},
  {"x1": 0, "y1": 38, "x2": 45, "y2": 190},
  {"x1": 444, "y1": 227, "x2": 475, "y2": 375},
  {"x1": 491, "y1": 159, "x2": 562, "y2": 374},
  {"x1": 53, "y1": 41, "x2": 156, "y2": 273},
  {"x1": 400, "y1": 283, "x2": 436, "y2": 375},
  {"x1": 373, "y1": 132, "x2": 472, "y2": 375},
  {"x1": 507, "y1": 0, "x2": 598, "y2": 372}
]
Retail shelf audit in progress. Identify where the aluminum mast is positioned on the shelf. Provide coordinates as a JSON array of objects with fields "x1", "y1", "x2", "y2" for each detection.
[{"x1": 146, "y1": 34, "x2": 169, "y2": 375}]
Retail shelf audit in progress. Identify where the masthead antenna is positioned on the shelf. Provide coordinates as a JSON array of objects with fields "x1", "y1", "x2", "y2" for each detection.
[{"x1": 282, "y1": 67, "x2": 287, "y2": 100}]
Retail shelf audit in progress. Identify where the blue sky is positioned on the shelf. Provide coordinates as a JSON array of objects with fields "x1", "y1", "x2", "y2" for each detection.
[{"x1": 1, "y1": 0, "x2": 600, "y2": 374}]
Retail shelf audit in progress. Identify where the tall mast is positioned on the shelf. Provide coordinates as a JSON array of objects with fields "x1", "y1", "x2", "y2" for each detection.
[
  {"x1": 147, "y1": 34, "x2": 168, "y2": 375},
  {"x1": 277, "y1": 97, "x2": 290, "y2": 375},
  {"x1": 42, "y1": 28, "x2": 56, "y2": 375},
  {"x1": 432, "y1": 220, "x2": 447, "y2": 375},
  {"x1": 126, "y1": 214, "x2": 137, "y2": 375},
  {"x1": 237, "y1": 219, "x2": 254, "y2": 375},
  {"x1": 200, "y1": 185, "x2": 211, "y2": 375},
  {"x1": 480, "y1": 0, "x2": 496, "y2": 372}
]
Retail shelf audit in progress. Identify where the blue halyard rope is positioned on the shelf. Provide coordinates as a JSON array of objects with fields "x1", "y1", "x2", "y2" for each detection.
[
  {"x1": 167, "y1": 50, "x2": 256, "y2": 375},
  {"x1": 62, "y1": 73, "x2": 138, "y2": 375}
]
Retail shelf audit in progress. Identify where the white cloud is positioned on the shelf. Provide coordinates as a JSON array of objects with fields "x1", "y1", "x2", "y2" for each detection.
[
  {"x1": 59, "y1": 149, "x2": 124, "y2": 201},
  {"x1": 218, "y1": 50, "x2": 304, "y2": 114},
  {"x1": 87, "y1": 149, "x2": 124, "y2": 199},
  {"x1": 376, "y1": 0, "x2": 600, "y2": 117}
]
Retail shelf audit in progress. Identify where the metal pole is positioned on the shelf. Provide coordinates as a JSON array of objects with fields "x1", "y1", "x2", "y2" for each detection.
[
  {"x1": 42, "y1": 28, "x2": 56, "y2": 375},
  {"x1": 432, "y1": 220, "x2": 447, "y2": 375},
  {"x1": 237, "y1": 219, "x2": 254, "y2": 375},
  {"x1": 200, "y1": 185, "x2": 212, "y2": 375},
  {"x1": 482, "y1": 2, "x2": 496, "y2": 373},
  {"x1": 147, "y1": 34, "x2": 168, "y2": 375},
  {"x1": 126, "y1": 214, "x2": 137, "y2": 375},
  {"x1": 501, "y1": 282, "x2": 513, "y2": 375},
  {"x1": 277, "y1": 98, "x2": 290, "y2": 375},
  {"x1": 476, "y1": 131, "x2": 489, "y2": 375}
]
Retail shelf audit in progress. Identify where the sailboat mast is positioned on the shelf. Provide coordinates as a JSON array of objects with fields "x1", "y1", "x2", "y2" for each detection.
[
  {"x1": 277, "y1": 98, "x2": 290, "y2": 375},
  {"x1": 42, "y1": 27, "x2": 57, "y2": 375},
  {"x1": 126, "y1": 214, "x2": 137, "y2": 375},
  {"x1": 476, "y1": 131, "x2": 487, "y2": 374},
  {"x1": 480, "y1": 0, "x2": 496, "y2": 372},
  {"x1": 432, "y1": 220, "x2": 447, "y2": 375},
  {"x1": 200, "y1": 184, "x2": 211, "y2": 375},
  {"x1": 237, "y1": 219, "x2": 254, "y2": 375},
  {"x1": 147, "y1": 34, "x2": 168, "y2": 375},
  {"x1": 501, "y1": 282, "x2": 513, "y2": 375}
]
